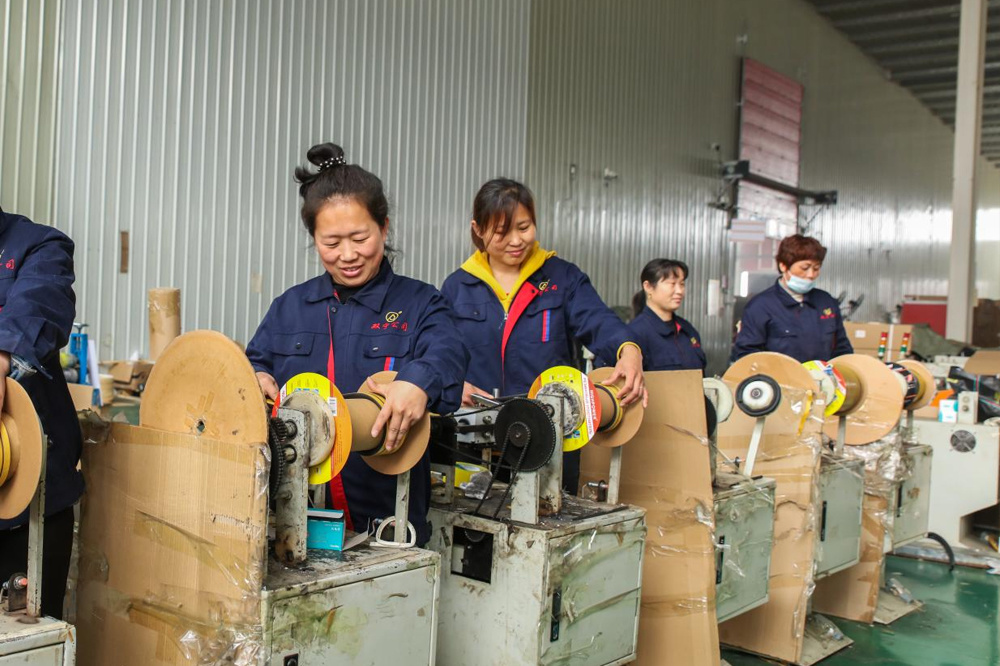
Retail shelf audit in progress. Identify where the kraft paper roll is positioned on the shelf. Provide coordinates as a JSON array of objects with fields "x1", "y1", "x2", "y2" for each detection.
[
  {"x1": 0, "y1": 379, "x2": 43, "y2": 520},
  {"x1": 99, "y1": 373, "x2": 115, "y2": 406},
  {"x1": 140, "y1": 330, "x2": 268, "y2": 445},
  {"x1": 148, "y1": 288, "x2": 181, "y2": 361}
]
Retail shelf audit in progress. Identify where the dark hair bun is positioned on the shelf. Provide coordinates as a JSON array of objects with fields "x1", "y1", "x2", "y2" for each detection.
[
  {"x1": 306, "y1": 142, "x2": 346, "y2": 168},
  {"x1": 294, "y1": 143, "x2": 347, "y2": 197},
  {"x1": 292, "y1": 140, "x2": 391, "y2": 242}
]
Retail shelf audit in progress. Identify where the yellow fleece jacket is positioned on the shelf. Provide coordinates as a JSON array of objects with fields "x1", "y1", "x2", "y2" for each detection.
[{"x1": 459, "y1": 243, "x2": 556, "y2": 312}]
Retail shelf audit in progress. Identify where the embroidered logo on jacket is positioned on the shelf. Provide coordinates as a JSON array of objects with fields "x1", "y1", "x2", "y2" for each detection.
[
  {"x1": 371, "y1": 311, "x2": 408, "y2": 332},
  {"x1": 690, "y1": 336, "x2": 701, "y2": 348},
  {"x1": 820, "y1": 308, "x2": 836, "y2": 320}
]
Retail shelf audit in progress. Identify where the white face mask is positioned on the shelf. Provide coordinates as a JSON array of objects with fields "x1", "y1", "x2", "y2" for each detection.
[{"x1": 786, "y1": 274, "x2": 816, "y2": 294}]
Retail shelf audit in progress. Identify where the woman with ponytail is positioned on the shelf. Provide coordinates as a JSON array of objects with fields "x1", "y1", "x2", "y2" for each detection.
[
  {"x1": 441, "y1": 178, "x2": 646, "y2": 494},
  {"x1": 245, "y1": 142, "x2": 468, "y2": 546},
  {"x1": 626, "y1": 259, "x2": 706, "y2": 373}
]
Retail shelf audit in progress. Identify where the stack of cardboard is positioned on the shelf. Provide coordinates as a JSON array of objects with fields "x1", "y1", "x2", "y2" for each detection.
[
  {"x1": 106, "y1": 360, "x2": 155, "y2": 396},
  {"x1": 844, "y1": 323, "x2": 914, "y2": 362}
]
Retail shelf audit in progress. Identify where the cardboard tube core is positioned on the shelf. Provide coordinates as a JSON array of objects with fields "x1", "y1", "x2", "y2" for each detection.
[
  {"x1": 148, "y1": 288, "x2": 181, "y2": 361},
  {"x1": 346, "y1": 393, "x2": 387, "y2": 454}
]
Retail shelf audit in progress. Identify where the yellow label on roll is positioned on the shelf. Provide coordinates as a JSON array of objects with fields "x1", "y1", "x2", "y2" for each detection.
[
  {"x1": 803, "y1": 360, "x2": 847, "y2": 417},
  {"x1": 528, "y1": 365, "x2": 600, "y2": 452},
  {"x1": 274, "y1": 372, "x2": 352, "y2": 484}
]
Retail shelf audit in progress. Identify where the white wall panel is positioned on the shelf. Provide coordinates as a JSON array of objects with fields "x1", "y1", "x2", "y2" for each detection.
[
  {"x1": 525, "y1": 0, "x2": 1000, "y2": 373},
  {"x1": 54, "y1": 0, "x2": 530, "y2": 359},
  {"x1": 0, "y1": 0, "x2": 60, "y2": 222}
]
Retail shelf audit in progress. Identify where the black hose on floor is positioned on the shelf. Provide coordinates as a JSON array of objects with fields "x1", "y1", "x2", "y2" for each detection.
[{"x1": 926, "y1": 532, "x2": 956, "y2": 571}]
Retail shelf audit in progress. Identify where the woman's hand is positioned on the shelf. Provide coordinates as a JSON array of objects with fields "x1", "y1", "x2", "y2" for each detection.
[
  {"x1": 461, "y1": 381, "x2": 491, "y2": 407},
  {"x1": 256, "y1": 371, "x2": 279, "y2": 401},
  {"x1": 607, "y1": 345, "x2": 648, "y2": 407},
  {"x1": 367, "y1": 378, "x2": 429, "y2": 452}
]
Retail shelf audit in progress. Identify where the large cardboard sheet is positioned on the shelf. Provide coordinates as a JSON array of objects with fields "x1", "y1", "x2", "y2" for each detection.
[
  {"x1": 716, "y1": 353, "x2": 823, "y2": 665},
  {"x1": 76, "y1": 423, "x2": 269, "y2": 665},
  {"x1": 581, "y1": 370, "x2": 718, "y2": 666}
]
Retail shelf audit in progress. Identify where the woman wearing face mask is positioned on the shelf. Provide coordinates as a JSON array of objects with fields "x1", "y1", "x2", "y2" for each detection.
[
  {"x1": 246, "y1": 142, "x2": 468, "y2": 546},
  {"x1": 730, "y1": 234, "x2": 852, "y2": 363},
  {"x1": 624, "y1": 259, "x2": 706, "y2": 373},
  {"x1": 440, "y1": 178, "x2": 646, "y2": 494}
]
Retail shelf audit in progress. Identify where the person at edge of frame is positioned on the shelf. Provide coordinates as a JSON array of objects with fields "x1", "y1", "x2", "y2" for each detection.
[{"x1": 0, "y1": 206, "x2": 84, "y2": 620}]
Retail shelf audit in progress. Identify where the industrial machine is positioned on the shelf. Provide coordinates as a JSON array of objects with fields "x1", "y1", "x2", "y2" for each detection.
[
  {"x1": 906, "y1": 351, "x2": 1000, "y2": 559},
  {"x1": 427, "y1": 366, "x2": 647, "y2": 666},
  {"x1": 0, "y1": 378, "x2": 77, "y2": 665},
  {"x1": 262, "y1": 376, "x2": 439, "y2": 665},
  {"x1": 76, "y1": 331, "x2": 439, "y2": 665},
  {"x1": 809, "y1": 357, "x2": 936, "y2": 630},
  {"x1": 705, "y1": 376, "x2": 777, "y2": 625},
  {"x1": 913, "y1": 393, "x2": 1000, "y2": 554}
]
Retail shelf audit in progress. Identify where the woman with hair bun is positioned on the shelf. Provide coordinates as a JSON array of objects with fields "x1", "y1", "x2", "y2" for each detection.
[
  {"x1": 730, "y1": 233, "x2": 852, "y2": 363},
  {"x1": 246, "y1": 142, "x2": 468, "y2": 546},
  {"x1": 441, "y1": 178, "x2": 645, "y2": 494},
  {"x1": 626, "y1": 258, "x2": 706, "y2": 373}
]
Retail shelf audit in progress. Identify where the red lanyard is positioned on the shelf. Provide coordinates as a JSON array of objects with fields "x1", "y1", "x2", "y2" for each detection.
[{"x1": 326, "y1": 294, "x2": 353, "y2": 531}]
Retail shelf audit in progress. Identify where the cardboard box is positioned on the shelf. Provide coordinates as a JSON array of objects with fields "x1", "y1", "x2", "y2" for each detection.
[
  {"x1": 854, "y1": 347, "x2": 910, "y2": 363},
  {"x1": 76, "y1": 423, "x2": 269, "y2": 665},
  {"x1": 581, "y1": 370, "x2": 719, "y2": 666},
  {"x1": 845, "y1": 322, "x2": 914, "y2": 352},
  {"x1": 67, "y1": 383, "x2": 97, "y2": 412},
  {"x1": 964, "y1": 350, "x2": 1000, "y2": 376},
  {"x1": 108, "y1": 360, "x2": 155, "y2": 394}
]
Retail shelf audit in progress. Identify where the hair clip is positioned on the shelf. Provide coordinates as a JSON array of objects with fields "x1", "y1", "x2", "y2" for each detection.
[{"x1": 318, "y1": 155, "x2": 347, "y2": 172}]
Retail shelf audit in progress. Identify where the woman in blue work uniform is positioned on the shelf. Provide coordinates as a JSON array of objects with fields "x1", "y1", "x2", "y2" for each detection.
[
  {"x1": 626, "y1": 259, "x2": 707, "y2": 373},
  {"x1": 730, "y1": 234, "x2": 852, "y2": 363},
  {"x1": 0, "y1": 208, "x2": 84, "y2": 620},
  {"x1": 247, "y1": 143, "x2": 468, "y2": 546},
  {"x1": 440, "y1": 178, "x2": 645, "y2": 493}
]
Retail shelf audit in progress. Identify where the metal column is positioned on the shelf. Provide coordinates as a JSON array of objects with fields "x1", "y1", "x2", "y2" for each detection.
[{"x1": 946, "y1": 0, "x2": 988, "y2": 342}]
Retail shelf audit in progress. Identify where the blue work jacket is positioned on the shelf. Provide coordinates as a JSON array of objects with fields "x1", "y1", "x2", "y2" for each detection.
[
  {"x1": 440, "y1": 256, "x2": 636, "y2": 395},
  {"x1": 0, "y1": 211, "x2": 84, "y2": 530},
  {"x1": 730, "y1": 280, "x2": 853, "y2": 364},
  {"x1": 246, "y1": 260, "x2": 467, "y2": 545},
  {"x1": 626, "y1": 308, "x2": 707, "y2": 373}
]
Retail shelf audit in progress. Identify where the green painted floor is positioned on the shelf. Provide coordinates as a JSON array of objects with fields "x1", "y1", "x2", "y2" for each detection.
[{"x1": 722, "y1": 555, "x2": 1000, "y2": 666}]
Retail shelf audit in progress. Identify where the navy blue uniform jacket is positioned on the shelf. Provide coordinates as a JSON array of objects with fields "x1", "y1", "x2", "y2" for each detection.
[
  {"x1": 626, "y1": 307, "x2": 706, "y2": 372},
  {"x1": 440, "y1": 256, "x2": 636, "y2": 395},
  {"x1": 730, "y1": 280, "x2": 853, "y2": 364},
  {"x1": 0, "y1": 211, "x2": 84, "y2": 530},
  {"x1": 246, "y1": 260, "x2": 467, "y2": 545}
]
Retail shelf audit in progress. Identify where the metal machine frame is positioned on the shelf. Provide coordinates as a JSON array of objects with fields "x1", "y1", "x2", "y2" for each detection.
[
  {"x1": 259, "y1": 406, "x2": 440, "y2": 666},
  {"x1": 0, "y1": 437, "x2": 77, "y2": 665},
  {"x1": 428, "y1": 395, "x2": 646, "y2": 666},
  {"x1": 912, "y1": 395, "x2": 1000, "y2": 555}
]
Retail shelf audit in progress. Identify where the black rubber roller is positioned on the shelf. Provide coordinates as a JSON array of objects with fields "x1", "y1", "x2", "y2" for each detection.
[
  {"x1": 735, "y1": 374, "x2": 782, "y2": 417},
  {"x1": 493, "y1": 398, "x2": 558, "y2": 472}
]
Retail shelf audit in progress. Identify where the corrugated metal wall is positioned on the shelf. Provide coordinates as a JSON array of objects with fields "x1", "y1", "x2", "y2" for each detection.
[
  {"x1": 53, "y1": 0, "x2": 530, "y2": 360},
  {"x1": 526, "y1": 0, "x2": 1000, "y2": 373},
  {"x1": 0, "y1": 0, "x2": 60, "y2": 221}
]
